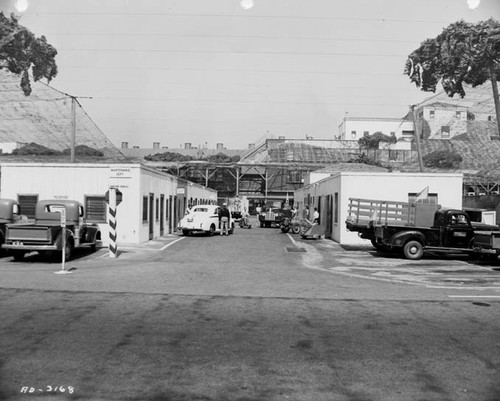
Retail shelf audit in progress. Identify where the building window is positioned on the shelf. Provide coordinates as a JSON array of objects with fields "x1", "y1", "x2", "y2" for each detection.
[
  {"x1": 456, "y1": 111, "x2": 462, "y2": 119},
  {"x1": 155, "y1": 198, "x2": 159, "y2": 221},
  {"x1": 287, "y1": 170, "x2": 303, "y2": 184},
  {"x1": 85, "y1": 195, "x2": 107, "y2": 223},
  {"x1": 388, "y1": 150, "x2": 398, "y2": 161},
  {"x1": 488, "y1": 115, "x2": 493, "y2": 121},
  {"x1": 441, "y1": 126, "x2": 450, "y2": 137},
  {"x1": 351, "y1": 130, "x2": 356, "y2": 139},
  {"x1": 429, "y1": 110, "x2": 435, "y2": 119},
  {"x1": 18, "y1": 194, "x2": 38, "y2": 219},
  {"x1": 142, "y1": 196, "x2": 148, "y2": 222},
  {"x1": 402, "y1": 130, "x2": 414, "y2": 137}
]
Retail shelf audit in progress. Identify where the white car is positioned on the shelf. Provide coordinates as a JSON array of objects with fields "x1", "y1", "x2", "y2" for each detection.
[{"x1": 178, "y1": 204, "x2": 234, "y2": 236}]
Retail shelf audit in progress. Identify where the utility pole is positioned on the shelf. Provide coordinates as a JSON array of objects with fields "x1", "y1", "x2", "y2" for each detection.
[
  {"x1": 70, "y1": 97, "x2": 76, "y2": 163},
  {"x1": 60, "y1": 93, "x2": 92, "y2": 163},
  {"x1": 410, "y1": 105, "x2": 424, "y2": 172}
]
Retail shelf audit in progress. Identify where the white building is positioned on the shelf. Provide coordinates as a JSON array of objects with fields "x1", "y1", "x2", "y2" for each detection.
[
  {"x1": 338, "y1": 116, "x2": 415, "y2": 143},
  {"x1": 294, "y1": 172, "x2": 463, "y2": 245},
  {"x1": 0, "y1": 162, "x2": 217, "y2": 245}
]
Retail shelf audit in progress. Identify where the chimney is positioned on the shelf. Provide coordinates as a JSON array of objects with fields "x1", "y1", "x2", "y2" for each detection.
[
  {"x1": 278, "y1": 136, "x2": 285, "y2": 139},
  {"x1": 121, "y1": 142, "x2": 129, "y2": 149},
  {"x1": 248, "y1": 143, "x2": 255, "y2": 149},
  {"x1": 216, "y1": 143, "x2": 224, "y2": 150},
  {"x1": 185, "y1": 143, "x2": 192, "y2": 149},
  {"x1": 153, "y1": 142, "x2": 160, "y2": 149},
  {"x1": 133, "y1": 146, "x2": 139, "y2": 149}
]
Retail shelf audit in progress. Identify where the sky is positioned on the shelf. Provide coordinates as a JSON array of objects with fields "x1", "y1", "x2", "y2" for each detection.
[{"x1": 1, "y1": 0, "x2": 499, "y2": 150}]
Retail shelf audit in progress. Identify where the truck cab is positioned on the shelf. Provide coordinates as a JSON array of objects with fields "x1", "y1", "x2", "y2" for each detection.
[
  {"x1": 0, "y1": 198, "x2": 24, "y2": 247},
  {"x1": 433, "y1": 209, "x2": 475, "y2": 248}
]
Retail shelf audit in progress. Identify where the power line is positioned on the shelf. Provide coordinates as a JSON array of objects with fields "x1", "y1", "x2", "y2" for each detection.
[
  {"x1": 25, "y1": 11, "x2": 449, "y2": 24},
  {"x1": 39, "y1": 31, "x2": 419, "y2": 44},
  {"x1": 83, "y1": 96, "x2": 410, "y2": 105},
  {"x1": 58, "y1": 65, "x2": 406, "y2": 76},
  {"x1": 55, "y1": 47, "x2": 406, "y2": 57}
]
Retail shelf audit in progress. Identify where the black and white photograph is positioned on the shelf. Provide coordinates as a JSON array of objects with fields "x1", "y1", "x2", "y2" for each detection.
[{"x1": 1, "y1": 0, "x2": 500, "y2": 400}]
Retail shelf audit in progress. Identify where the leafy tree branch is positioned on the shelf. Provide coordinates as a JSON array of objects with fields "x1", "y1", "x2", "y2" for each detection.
[{"x1": 0, "y1": 12, "x2": 58, "y2": 95}]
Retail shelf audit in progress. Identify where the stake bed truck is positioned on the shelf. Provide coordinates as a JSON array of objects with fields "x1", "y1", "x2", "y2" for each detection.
[{"x1": 346, "y1": 198, "x2": 500, "y2": 260}]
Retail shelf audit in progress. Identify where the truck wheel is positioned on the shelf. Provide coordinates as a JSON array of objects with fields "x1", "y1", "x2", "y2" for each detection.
[
  {"x1": 403, "y1": 240, "x2": 424, "y2": 260},
  {"x1": 12, "y1": 251, "x2": 25, "y2": 261},
  {"x1": 182, "y1": 229, "x2": 189, "y2": 236},
  {"x1": 63, "y1": 240, "x2": 74, "y2": 261},
  {"x1": 291, "y1": 224, "x2": 300, "y2": 234}
]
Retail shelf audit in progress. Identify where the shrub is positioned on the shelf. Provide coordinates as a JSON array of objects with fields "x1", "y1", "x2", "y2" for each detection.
[{"x1": 423, "y1": 150, "x2": 462, "y2": 168}]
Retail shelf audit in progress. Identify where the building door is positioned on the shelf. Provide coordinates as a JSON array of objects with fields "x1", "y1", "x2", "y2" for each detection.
[
  {"x1": 168, "y1": 195, "x2": 173, "y2": 234},
  {"x1": 160, "y1": 194, "x2": 165, "y2": 236},
  {"x1": 317, "y1": 196, "x2": 322, "y2": 224},
  {"x1": 173, "y1": 195, "x2": 178, "y2": 230},
  {"x1": 149, "y1": 193, "x2": 154, "y2": 240},
  {"x1": 325, "y1": 194, "x2": 333, "y2": 239}
]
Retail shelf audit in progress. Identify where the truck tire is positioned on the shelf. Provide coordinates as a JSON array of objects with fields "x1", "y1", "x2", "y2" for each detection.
[
  {"x1": 403, "y1": 240, "x2": 424, "y2": 260},
  {"x1": 291, "y1": 223, "x2": 300, "y2": 234},
  {"x1": 62, "y1": 240, "x2": 74, "y2": 261},
  {"x1": 182, "y1": 229, "x2": 189, "y2": 236},
  {"x1": 12, "y1": 251, "x2": 25, "y2": 261}
]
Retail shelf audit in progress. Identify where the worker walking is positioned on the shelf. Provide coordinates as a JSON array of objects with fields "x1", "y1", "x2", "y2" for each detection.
[{"x1": 219, "y1": 202, "x2": 231, "y2": 235}]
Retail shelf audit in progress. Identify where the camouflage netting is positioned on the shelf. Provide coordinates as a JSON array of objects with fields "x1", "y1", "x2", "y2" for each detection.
[{"x1": 0, "y1": 69, "x2": 127, "y2": 162}]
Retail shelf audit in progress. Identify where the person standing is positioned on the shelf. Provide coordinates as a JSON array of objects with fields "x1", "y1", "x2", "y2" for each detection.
[
  {"x1": 219, "y1": 203, "x2": 231, "y2": 235},
  {"x1": 313, "y1": 207, "x2": 319, "y2": 224}
]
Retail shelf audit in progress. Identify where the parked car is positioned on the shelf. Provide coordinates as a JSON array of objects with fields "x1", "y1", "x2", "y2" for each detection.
[{"x1": 178, "y1": 205, "x2": 234, "y2": 236}]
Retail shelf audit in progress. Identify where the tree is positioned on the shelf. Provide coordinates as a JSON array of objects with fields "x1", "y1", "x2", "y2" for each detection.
[
  {"x1": 0, "y1": 12, "x2": 58, "y2": 95},
  {"x1": 404, "y1": 19, "x2": 500, "y2": 135},
  {"x1": 358, "y1": 131, "x2": 397, "y2": 150}
]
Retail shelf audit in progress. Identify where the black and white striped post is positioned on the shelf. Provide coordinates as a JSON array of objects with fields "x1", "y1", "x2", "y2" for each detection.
[
  {"x1": 106, "y1": 188, "x2": 122, "y2": 258},
  {"x1": 108, "y1": 188, "x2": 117, "y2": 258}
]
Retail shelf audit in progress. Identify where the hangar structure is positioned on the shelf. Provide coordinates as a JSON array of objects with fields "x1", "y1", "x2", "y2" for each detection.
[{"x1": 140, "y1": 138, "x2": 371, "y2": 211}]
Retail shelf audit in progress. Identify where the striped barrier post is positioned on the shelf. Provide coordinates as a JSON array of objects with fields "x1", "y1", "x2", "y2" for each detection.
[{"x1": 108, "y1": 188, "x2": 118, "y2": 258}]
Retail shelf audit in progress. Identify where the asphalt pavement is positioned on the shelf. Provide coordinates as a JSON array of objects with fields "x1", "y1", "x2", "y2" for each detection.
[{"x1": 1, "y1": 217, "x2": 499, "y2": 401}]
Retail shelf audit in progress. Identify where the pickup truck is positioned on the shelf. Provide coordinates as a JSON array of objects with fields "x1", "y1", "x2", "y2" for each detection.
[
  {"x1": 0, "y1": 198, "x2": 24, "y2": 249},
  {"x1": 346, "y1": 197, "x2": 500, "y2": 260},
  {"x1": 3, "y1": 200, "x2": 101, "y2": 261}
]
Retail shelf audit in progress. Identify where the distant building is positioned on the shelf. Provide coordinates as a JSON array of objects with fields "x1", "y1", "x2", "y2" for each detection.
[
  {"x1": 338, "y1": 116, "x2": 415, "y2": 142},
  {"x1": 413, "y1": 82, "x2": 498, "y2": 140}
]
